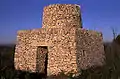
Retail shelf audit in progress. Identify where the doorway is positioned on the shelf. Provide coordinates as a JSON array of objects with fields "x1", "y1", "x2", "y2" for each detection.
[{"x1": 36, "y1": 46, "x2": 48, "y2": 76}]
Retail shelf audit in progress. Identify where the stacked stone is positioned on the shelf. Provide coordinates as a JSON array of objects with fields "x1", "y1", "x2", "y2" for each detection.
[
  {"x1": 76, "y1": 28, "x2": 105, "y2": 70},
  {"x1": 14, "y1": 30, "x2": 37, "y2": 72},
  {"x1": 42, "y1": 4, "x2": 83, "y2": 76},
  {"x1": 42, "y1": 4, "x2": 82, "y2": 28},
  {"x1": 46, "y1": 27, "x2": 78, "y2": 76},
  {"x1": 15, "y1": 28, "x2": 49, "y2": 73},
  {"x1": 14, "y1": 27, "x2": 78, "y2": 76},
  {"x1": 14, "y1": 4, "x2": 105, "y2": 78}
]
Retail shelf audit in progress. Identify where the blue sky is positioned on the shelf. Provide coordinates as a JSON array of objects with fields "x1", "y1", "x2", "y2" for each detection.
[{"x1": 0, "y1": 0, "x2": 120, "y2": 44}]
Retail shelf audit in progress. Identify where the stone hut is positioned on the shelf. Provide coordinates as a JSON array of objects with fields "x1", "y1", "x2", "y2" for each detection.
[{"x1": 14, "y1": 4, "x2": 105, "y2": 77}]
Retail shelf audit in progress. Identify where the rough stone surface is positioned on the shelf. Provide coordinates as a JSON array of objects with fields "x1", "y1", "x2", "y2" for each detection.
[
  {"x1": 42, "y1": 4, "x2": 82, "y2": 29},
  {"x1": 14, "y1": 4, "x2": 105, "y2": 77},
  {"x1": 76, "y1": 28, "x2": 105, "y2": 70}
]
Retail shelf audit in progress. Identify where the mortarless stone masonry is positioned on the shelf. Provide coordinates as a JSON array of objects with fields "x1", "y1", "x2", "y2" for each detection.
[{"x1": 14, "y1": 4, "x2": 105, "y2": 77}]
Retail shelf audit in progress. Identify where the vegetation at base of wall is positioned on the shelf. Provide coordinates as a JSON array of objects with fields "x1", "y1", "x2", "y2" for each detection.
[{"x1": 0, "y1": 34, "x2": 120, "y2": 79}]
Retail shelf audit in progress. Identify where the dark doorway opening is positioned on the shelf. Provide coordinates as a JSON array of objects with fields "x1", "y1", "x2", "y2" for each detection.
[{"x1": 36, "y1": 46, "x2": 48, "y2": 77}]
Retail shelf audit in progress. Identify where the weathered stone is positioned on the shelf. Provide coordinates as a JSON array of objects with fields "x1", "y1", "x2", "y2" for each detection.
[{"x1": 14, "y1": 4, "x2": 105, "y2": 78}]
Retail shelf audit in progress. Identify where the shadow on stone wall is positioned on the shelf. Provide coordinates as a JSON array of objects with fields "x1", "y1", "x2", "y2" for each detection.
[
  {"x1": 1, "y1": 36, "x2": 120, "y2": 79},
  {"x1": 75, "y1": 40, "x2": 120, "y2": 79},
  {"x1": 1, "y1": 45, "x2": 46, "y2": 79}
]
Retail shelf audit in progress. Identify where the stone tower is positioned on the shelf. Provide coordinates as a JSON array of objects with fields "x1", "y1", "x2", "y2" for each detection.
[{"x1": 14, "y1": 4, "x2": 105, "y2": 77}]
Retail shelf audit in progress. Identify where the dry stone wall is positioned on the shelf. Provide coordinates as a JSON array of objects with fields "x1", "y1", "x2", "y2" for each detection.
[
  {"x1": 42, "y1": 4, "x2": 82, "y2": 29},
  {"x1": 14, "y1": 4, "x2": 105, "y2": 77},
  {"x1": 46, "y1": 27, "x2": 78, "y2": 76},
  {"x1": 15, "y1": 30, "x2": 37, "y2": 72},
  {"x1": 76, "y1": 28, "x2": 105, "y2": 70},
  {"x1": 15, "y1": 27, "x2": 78, "y2": 76}
]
